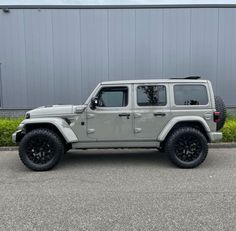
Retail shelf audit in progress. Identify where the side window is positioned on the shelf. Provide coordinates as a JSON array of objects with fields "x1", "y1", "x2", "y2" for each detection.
[
  {"x1": 174, "y1": 85, "x2": 208, "y2": 105},
  {"x1": 97, "y1": 86, "x2": 128, "y2": 107},
  {"x1": 137, "y1": 85, "x2": 167, "y2": 106}
]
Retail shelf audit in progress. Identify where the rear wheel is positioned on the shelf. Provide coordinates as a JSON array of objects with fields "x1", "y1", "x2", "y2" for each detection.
[
  {"x1": 165, "y1": 127, "x2": 208, "y2": 168},
  {"x1": 19, "y1": 129, "x2": 64, "y2": 171}
]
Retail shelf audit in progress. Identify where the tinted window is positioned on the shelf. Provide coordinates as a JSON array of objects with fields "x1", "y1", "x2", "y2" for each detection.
[
  {"x1": 174, "y1": 85, "x2": 208, "y2": 105},
  {"x1": 97, "y1": 87, "x2": 128, "y2": 107},
  {"x1": 137, "y1": 85, "x2": 167, "y2": 106}
]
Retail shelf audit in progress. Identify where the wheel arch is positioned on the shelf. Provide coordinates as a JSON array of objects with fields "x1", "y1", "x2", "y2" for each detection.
[
  {"x1": 18, "y1": 118, "x2": 78, "y2": 145},
  {"x1": 158, "y1": 117, "x2": 211, "y2": 144}
]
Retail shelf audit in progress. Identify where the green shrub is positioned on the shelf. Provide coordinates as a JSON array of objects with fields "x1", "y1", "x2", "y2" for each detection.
[
  {"x1": 222, "y1": 117, "x2": 236, "y2": 142},
  {"x1": 0, "y1": 117, "x2": 23, "y2": 146}
]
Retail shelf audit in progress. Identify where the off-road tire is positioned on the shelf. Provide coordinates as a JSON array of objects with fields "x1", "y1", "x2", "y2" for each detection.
[
  {"x1": 215, "y1": 96, "x2": 226, "y2": 131},
  {"x1": 165, "y1": 127, "x2": 208, "y2": 168},
  {"x1": 19, "y1": 129, "x2": 64, "y2": 171}
]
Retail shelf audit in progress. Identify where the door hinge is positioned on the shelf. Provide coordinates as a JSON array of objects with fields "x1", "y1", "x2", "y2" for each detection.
[
  {"x1": 134, "y1": 128, "x2": 142, "y2": 133},
  {"x1": 87, "y1": 128, "x2": 95, "y2": 134},
  {"x1": 87, "y1": 114, "x2": 95, "y2": 119},
  {"x1": 134, "y1": 112, "x2": 142, "y2": 118}
]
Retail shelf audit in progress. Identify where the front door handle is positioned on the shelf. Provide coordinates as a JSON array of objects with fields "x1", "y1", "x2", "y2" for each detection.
[
  {"x1": 154, "y1": 113, "x2": 166, "y2": 117},
  {"x1": 119, "y1": 113, "x2": 130, "y2": 119}
]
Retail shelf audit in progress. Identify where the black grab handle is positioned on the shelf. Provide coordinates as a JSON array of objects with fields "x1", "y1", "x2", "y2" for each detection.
[
  {"x1": 153, "y1": 113, "x2": 166, "y2": 117},
  {"x1": 119, "y1": 113, "x2": 130, "y2": 117}
]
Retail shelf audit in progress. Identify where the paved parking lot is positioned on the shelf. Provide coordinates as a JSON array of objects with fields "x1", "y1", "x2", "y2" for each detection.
[{"x1": 0, "y1": 148, "x2": 236, "y2": 231}]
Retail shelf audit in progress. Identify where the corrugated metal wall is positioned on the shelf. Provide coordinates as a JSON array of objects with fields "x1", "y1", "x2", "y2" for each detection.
[{"x1": 0, "y1": 8, "x2": 236, "y2": 108}]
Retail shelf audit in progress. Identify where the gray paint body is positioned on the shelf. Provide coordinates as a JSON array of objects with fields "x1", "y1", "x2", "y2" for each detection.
[
  {"x1": 12, "y1": 79, "x2": 222, "y2": 148},
  {"x1": 0, "y1": 7, "x2": 236, "y2": 108}
]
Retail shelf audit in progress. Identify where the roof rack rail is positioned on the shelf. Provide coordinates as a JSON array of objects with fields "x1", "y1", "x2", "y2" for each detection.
[{"x1": 170, "y1": 76, "x2": 201, "y2": 80}]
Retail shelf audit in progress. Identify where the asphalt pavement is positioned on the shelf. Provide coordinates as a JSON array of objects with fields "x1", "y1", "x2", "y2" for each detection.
[{"x1": 0, "y1": 148, "x2": 236, "y2": 231}]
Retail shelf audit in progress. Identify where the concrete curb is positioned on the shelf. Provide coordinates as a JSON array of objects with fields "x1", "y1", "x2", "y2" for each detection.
[
  {"x1": 0, "y1": 146, "x2": 18, "y2": 151},
  {"x1": 0, "y1": 143, "x2": 236, "y2": 151},
  {"x1": 209, "y1": 142, "x2": 236, "y2": 149}
]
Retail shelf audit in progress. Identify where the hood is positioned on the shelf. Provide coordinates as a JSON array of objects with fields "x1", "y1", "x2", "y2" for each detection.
[{"x1": 27, "y1": 105, "x2": 86, "y2": 118}]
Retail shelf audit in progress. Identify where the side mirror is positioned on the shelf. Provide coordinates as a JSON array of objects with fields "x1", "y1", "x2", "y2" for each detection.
[{"x1": 90, "y1": 97, "x2": 99, "y2": 110}]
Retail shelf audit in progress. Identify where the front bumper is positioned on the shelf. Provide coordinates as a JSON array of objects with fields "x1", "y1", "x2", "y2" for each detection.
[
  {"x1": 12, "y1": 130, "x2": 24, "y2": 144},
  {"x1": 208, "y1": 132, "x2": 223, "y2": 143}
]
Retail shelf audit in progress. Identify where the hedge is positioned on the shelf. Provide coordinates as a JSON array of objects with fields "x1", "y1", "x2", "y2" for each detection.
[
  {"x1": 0, "y1": 116, "x2": 235, "y2": 146},
  {"x1": 0, "y1": 117, "x2": 23, "y2": 146},
  {"x1": 222, "y1": 116, "x2": 236, "y2": 142}
]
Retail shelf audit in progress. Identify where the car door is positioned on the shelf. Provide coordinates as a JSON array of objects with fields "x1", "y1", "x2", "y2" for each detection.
[
  {"x1": 86, "y1": 84, "x2": 134, "y2": 141},
  {"x1": 133, "y1": 83, "x2": 171, "y2": 140}
]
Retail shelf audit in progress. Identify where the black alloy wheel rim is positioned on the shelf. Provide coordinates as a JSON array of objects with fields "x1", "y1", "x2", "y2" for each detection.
[
  {"x1": 174, "y1": 135, "x2": 202, "y2": 162},
  {"x1": 26, "y1": 137, "x2": 55, "y2": 165}
]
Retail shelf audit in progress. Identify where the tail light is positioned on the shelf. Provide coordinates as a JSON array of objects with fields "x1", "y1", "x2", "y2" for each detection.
[{"x1": 214, "y1": 111, "x2": 220, "y2": 123}]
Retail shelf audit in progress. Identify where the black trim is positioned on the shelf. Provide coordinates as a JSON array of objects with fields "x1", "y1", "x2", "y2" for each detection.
[
  {"x1": 170, "y1": 76, "x2": 201, "y2": 80},
  {"x1": 73, "y1": 140, "x2": 157, "y2": 143}
]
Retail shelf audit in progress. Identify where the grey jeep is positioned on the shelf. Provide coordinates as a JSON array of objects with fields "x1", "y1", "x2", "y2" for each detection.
[{"x1": 12, "y1": 77, "x2": 226, "y2": 171}]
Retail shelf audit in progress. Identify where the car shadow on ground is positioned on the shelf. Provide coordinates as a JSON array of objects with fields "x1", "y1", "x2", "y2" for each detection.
[{"x1": 59, "y1": 149, "x2": 172, "y2": 169}]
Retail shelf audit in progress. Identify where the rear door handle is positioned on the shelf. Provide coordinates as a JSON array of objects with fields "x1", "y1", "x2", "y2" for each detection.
[
  {"x1": 153, "y1": 113, "x2": 166, "y2": 117},
  {"x1": 119, "y1": 113, "x2": 130, "y2": 116},
  {"x1": 119, "y1": 113, "x2": 130, "y2": 119}
]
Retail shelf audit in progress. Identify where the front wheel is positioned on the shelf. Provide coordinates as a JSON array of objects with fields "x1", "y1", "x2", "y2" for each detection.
[
  {"x1": 165, "y1": 127, "x2": 208, "y2": 168},
  {"x1": 19, "y1": 129, "x2": 64, "y2": 171}
]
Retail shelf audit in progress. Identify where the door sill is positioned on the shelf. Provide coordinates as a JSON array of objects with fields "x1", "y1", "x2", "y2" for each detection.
[{"x1": 72, "y1": 140, "x2": 159, "y2": 149}]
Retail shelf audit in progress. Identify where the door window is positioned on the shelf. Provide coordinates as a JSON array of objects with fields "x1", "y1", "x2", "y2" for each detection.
[
  {"x1": 137, "y1": 85, "x2": 167, "y2": 106},
  {"x1": 97, "y1": 87, "x2": 128, "y2": 107}
]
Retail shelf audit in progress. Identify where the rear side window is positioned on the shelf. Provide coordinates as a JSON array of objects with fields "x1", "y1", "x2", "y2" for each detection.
[
  {"x1": 137, "y1": 85, "x2": 167, "y2": 106},
  {"x1": 174, "y1": 85, "x2": 208, "y2": 105}
]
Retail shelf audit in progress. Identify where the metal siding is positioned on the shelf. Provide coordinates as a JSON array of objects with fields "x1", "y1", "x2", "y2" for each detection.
[
  {"x1": 51, "y1": 9, "x2": 82, "y2": 105},
  {"x1": 0, "y1": 10, "x2": 27, "y2": 108},
  {"x1": 135, "y1": 9, "x2": 163, "y2": 78},
  {"x1": 163, "y1": 9, "x2": 191, "y2": 77},
  {"x1": 108, "y1": 9, "x2": 135, "y2": 80},
  {"x1": 0, "y1": 8, "x2": 236, "y2": 108},
  {"x1": 80, "y1": 9, "x2": 109, "y2": 102},
  {"x1": 23, "y1": 9, "x2": 54, "y2": 107},
  {"x1": 190, "y1": 8, "x2": 218, "y2": 90},
  {"x1": 217, "y1": 8, "x2": 236, "y2": 107}
]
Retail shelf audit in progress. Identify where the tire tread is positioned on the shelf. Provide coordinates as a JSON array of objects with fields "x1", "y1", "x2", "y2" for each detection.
[
  {"x1": 19, "y1": 129, "x2": 64, "y2": 171},
  {"x1": 165, "y1": 127, "x2": 208, "y2": 168}
]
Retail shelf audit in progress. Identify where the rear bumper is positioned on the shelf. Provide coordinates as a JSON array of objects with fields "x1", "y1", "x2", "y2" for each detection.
[
  {"x1": 208, "y1": 132, "x2": 222, "y2": 143},
  {"x1": 12, "y1": 130, "x2": 24, "y2": 144}
]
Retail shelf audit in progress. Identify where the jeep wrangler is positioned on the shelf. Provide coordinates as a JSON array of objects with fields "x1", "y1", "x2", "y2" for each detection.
[{"x1": 12, "y1": 77, "x2": 226, "y2": 171}]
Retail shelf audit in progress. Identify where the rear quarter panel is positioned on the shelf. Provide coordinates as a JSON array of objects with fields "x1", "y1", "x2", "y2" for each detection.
[{"x1": 169, "y1": 81, "x2": 216, "y2": 132}]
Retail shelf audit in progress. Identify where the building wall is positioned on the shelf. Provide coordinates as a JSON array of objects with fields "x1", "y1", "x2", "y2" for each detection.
[{"x1": 0, "y1": 8, "x2": 236, "y2": 108}]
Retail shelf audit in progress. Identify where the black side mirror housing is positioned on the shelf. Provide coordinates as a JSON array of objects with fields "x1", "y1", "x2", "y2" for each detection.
[{"x1": 90, "y1": 97, "x2": 99, "y2": 110}]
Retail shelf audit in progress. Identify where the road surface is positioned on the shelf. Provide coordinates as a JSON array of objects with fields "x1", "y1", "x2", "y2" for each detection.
[{"x1": 0, "y1": 148, "x2": 236, "y2": 231}]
